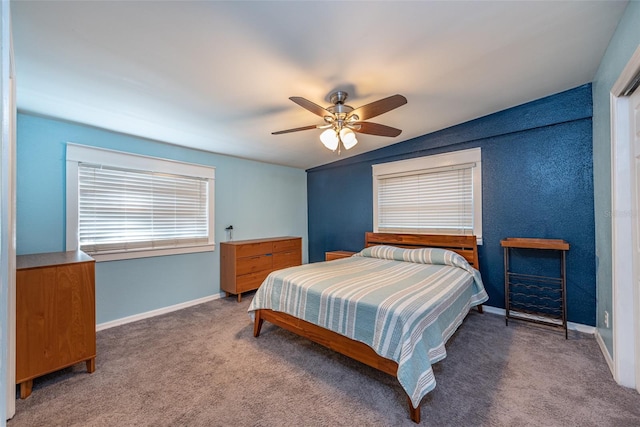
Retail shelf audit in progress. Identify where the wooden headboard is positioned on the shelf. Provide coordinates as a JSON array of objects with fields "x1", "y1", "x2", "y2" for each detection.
[{"x1": 364, "y1": 232, "x2": 479, "y2": 270}]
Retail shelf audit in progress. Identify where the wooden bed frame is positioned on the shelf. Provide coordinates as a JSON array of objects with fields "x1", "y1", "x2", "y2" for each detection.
[{"x1": 252, "y1": 232, "x2": 482, "y2": 423}]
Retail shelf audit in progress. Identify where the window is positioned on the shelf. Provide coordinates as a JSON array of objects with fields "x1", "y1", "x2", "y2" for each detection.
[
  {"x1": 66, "y1": 144, "x2": 215, "y2": 261},
  {"x1": 372, "y1": 148, "x2": 482, "y2": 244}
]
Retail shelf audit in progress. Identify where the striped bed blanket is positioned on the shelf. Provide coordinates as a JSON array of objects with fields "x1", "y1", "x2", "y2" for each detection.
[{"x1": 248, "y1": 245, "x2": 488, "y2": 407}]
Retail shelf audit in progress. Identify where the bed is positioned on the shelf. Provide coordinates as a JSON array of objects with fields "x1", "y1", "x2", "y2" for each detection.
[{"x1": 248, "y1": 232, "x2": 488, "y2": 423}]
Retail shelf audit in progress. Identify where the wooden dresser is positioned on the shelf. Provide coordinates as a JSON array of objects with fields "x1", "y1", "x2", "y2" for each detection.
[
  {"x1": 16, "y1": 250, "x2": 96, "y2": 398},
  {"x1": 221, "y1": 236, "x2": 302, "y2": 301}
]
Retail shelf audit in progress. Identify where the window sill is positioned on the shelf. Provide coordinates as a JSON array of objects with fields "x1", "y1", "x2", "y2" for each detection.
[{"x1": 86, "y1": 244, "x2": 216, "y2": 262}]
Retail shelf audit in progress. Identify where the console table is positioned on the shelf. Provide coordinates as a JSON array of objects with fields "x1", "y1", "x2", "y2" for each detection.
[{"x1": 501, "y1": 238, "x2": 570, "y2": 338}]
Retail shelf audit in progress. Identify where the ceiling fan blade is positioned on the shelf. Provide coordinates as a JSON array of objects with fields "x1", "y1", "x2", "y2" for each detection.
[
  {"x1": 271, "y1": 124, "x2": 321, "y2": 135},
  {"x1": 350, "y1": 94, "x2": 407, "y2": 121},
  {"x1": 289, "y1": 97, "x2": 332, "y2": 118},
  {"x1": 353, "y1": 122, "x2": 402, "y2": 137}
]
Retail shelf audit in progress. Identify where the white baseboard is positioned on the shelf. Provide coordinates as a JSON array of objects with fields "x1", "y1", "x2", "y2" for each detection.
[
  {"x1": 96, "y1": 293, "x2": 225, "y2": 331},
  {"x1": 481, "y1": 305, "x2": 596, "y2": 334},
  {"x1": 595, "y1": 328, "x2": 615, "y2": 377}
]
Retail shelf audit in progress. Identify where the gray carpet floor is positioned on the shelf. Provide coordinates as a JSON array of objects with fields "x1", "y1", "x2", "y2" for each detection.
[{"x1": 8, "y1": 296, "x2": 640, "y2": 426}]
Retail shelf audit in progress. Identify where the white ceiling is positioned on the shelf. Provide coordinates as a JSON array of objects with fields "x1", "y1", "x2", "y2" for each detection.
[{"x1": 11, "y1": 1, "x2": 628, "y2": 169}]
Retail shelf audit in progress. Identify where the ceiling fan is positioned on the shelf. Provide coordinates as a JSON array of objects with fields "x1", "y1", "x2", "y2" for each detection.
[{"x1": 272, "y1": 91, "x2": 407, "y2": 152}]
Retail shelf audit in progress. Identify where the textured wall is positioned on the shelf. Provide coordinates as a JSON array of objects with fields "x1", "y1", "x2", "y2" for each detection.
[
  {"x1": 16, "y1": 113, "x2": 308, "y2": 324},
  {"x1": 308, "y1": 84, "x2": 596, "y2": 325}
]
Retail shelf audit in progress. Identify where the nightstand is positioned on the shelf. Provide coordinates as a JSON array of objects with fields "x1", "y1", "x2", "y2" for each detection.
[{"x1": 325, "y1": 250, "x2": 356, "y2": 261}]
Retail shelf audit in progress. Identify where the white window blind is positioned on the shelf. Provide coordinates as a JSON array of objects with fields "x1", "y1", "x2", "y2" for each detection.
[
  {"x1": 372, "y1": 148, "x2": 482, "y2": 243},
  {"x1": 78, "y1": 164, "x2": 210, "y2": 254},
  {"x1": 377, "y1": 165, "x2": 473, "y2": 234},
  {"x1": 66, "y1": 143, "x2": 216, "y2": 261}
]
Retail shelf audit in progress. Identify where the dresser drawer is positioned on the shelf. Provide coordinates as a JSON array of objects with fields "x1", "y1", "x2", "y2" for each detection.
[
  {"x1": 272, "y1": 238, "x2": 300, "y2": 253},
  {"x1": 236, "y1": 254, "x2": 272, "y2": 276},
  {"x1": 273, "y1": 250, "x2": 301, "y2": 270},
  {"x1": 236, "y1": 271, "x2": 271, "y2": 293},
  {"x1": 236, "y1": 242, "x2": 273, "y2": 258}
]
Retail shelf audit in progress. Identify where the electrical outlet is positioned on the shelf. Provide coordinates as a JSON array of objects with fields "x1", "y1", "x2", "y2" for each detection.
[{"x1": 604, "y1": 310, "x2": 610, "y2": 328}]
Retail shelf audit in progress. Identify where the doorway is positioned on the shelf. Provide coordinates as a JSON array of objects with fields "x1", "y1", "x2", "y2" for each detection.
[
  {"x1": 632, "y1": 87, "x2": 640, "y2": 393},
  {"x1": 611, "y1": 44, "x2": 640, "y2": 392}
]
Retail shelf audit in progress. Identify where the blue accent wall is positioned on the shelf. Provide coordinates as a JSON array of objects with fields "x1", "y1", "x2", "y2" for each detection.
[
  {"x1": 16, "y1": 113, "x2": 308, "y2": 324},
  {"x1": 308, "y1": 84, "x2": 596, "y2": 326}
]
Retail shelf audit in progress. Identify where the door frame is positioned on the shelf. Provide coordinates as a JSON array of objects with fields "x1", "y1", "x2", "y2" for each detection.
[
  {"x1": 611, "y1": 44, "x2": 640, "y2": 391},
  {"x1": 1, "y1": 0, "x2": 16, "y2": 419}
]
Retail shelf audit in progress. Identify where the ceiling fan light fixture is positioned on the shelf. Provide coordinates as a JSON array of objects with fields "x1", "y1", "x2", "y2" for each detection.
[
  {"x1": 339, "y1": 128, "x2": 358, "y2": 149},
  {"x1": 273, "y1": 92, "x2": 406, "y2": 154},
  {"x1": 320, "y1": 128, "x2": 339, "y2": 151}
]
